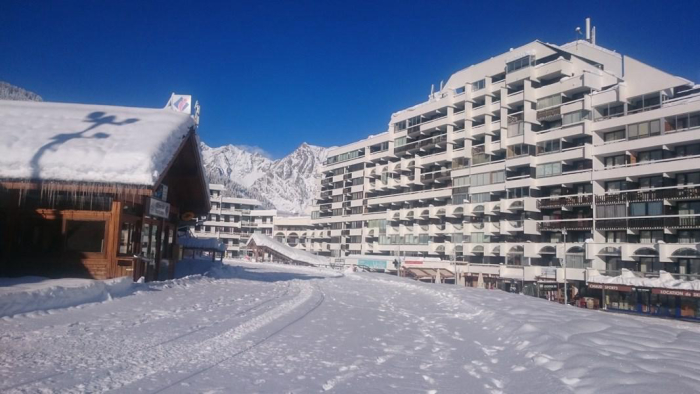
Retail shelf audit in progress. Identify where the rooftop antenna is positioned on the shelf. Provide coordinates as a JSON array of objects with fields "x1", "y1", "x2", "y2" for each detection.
[
  {"x1": 575, "y1": 26, "x2": 582, "y2": 49},
  {"x1": 591, "y1": 26, "x2": 597, "y2": 45},
  {"x1": 585, "y1": 17, "x2": 591, "y2": 42}
]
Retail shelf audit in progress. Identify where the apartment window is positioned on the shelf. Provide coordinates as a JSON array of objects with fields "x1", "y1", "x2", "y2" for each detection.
[
  {"x1": 508, "y1": 187, "x2": 529, "y2": 198},
  {"x1": 628, "y1": 119, "x2": 661, "y2": 140},
  {"x1": 507, "y1": 122, "x2": 524, "y2": 137},
  {"x1": 665, "y1": 111, "x2": 700, "y2": 132},
  {"x1": 332, "y1": 208, "x2": 343, "y2": 216},
  {"x1": 507, "y1": 144, "x2": 531, "y2": 158},
  {"x1": 637, "y1": 150, "x2": 663, "y2": 163},
  {"x1": 453, "y1": 176, "x2": 470, "y2": 188},
  {"x1": 678, "y1": 230, "x2": 700, "y2": 243},
  {"x1": 597, "y1": 204, "x2": 626, "y2": 218},
  {"x1": 639, "y1": 176, "x2": 663, "y2": 189},
  {"x1": 370, "y1": 142, "x2": 389, "y2": 153},
  {"x1": 394, "y1": 137, "x2": 407, "y2": 147},
  {"x1": 640, "y1": 230, "x2": 664, "y2": 244},
  {"x1": 606, "y1": 231, "x2": 626, "y2": 243},
  {"x1": 536, "y1": 139, "x2": 560, "y2": 155},
  {"x1": 605, "y1": 180, "x2": 628, "y2": 192},
  {"x1": 536, "y1": 162, "x2": 562, "y2": 178},
  {"x1": 506, "y1": 56, "x2": 534, "y2": 73},
  {"x1": 471, "y1": 192, "x2": 491, "y2": 203},
  {"x1": 326, "y1": 149, "x2": 364, "y2": 165},
  {"x1": 630, "y1": 201, "x2": 663, "y2": 216},
  {"x1": 418, "y1": 234, "x2": 430, "y2": 244},
  {"x1": 332, "y1": 195, "x2": 343, "y2": 203},
  {"x1": 394, "y1": 120, "x2": 407, "y2": 132},
  {"x1": 453, "y1": 193, "x2": 468, "y2": 204},
  {"x1": 471, "y1": 171, "x2": 504, "y2": 186},
  {"x1": 407, "y1": 115, "x2": 421, "y2": 127},
  {"x1": 452, "y1": 233, "x2": 465, "y2": 243},
  {"x1": 472, "y1": 152, "x2": 490, "y2": 165},
  {"x1": 604, "y1": 155, "x2": 626, "y2": 168},
  {"x1": 471, "y1": 232, "x2": 490, "y2": 243},
  {"x1": 472, "y1": 79, "x2": 486, "y2": 91},
  {"x1": 311, "y1": 211, "x2": 320, "y2": 219},
  {"x1": 536, "y1": 94, "x2": 563, "y2": 110},
  {"x1": 677, "y1": 172, "x2": 700, "y2": 185},
  {"x1": 350, "y1": 207, "x2": 363, "y2": 214},
  {"x1": 604, "y1": 129, "x2": 625, "y2": 142},
  {"x1": 562, "y1": 110, "x2": 588, "y2": 125},
  {"x1": 678, "y1": 201, "x2": 700, "y2": 216}
]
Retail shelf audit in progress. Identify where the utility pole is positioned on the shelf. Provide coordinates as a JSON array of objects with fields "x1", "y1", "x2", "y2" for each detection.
[{"x1": 562, "y1": 229, "x2": 568, "y2": 306}]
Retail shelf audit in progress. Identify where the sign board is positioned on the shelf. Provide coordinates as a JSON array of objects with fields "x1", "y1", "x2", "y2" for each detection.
[
  {"x1": 539, "y1": 283, "x2": 559, "y2": 291},
  {"x1": 652, "y1": 288, "x2": 700, "y2": 298},
  {"x1": 404, "y1": 260, "x2": 423, "y2": 265},
  {"x1": 154, "y1": 184, "x2": 168, "y2": 202},
  {"x1": 166, "y1": 94, "x2": 192, "y2": 113},
  {"x1": 148, "y1": 198, "x2": 170, "y2": 219},
  {"x1": 587, "y1": 283, "x2": 632, "y2": 292},
  {"x1": 358, "y1": 259, "x2": 389, "y2": 270}
]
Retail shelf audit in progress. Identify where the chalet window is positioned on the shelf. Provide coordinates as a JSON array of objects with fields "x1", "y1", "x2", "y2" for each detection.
[
  {"x1": 66, "y1": 220, "x2": 106, "y2": 254},
  {"x1": 118, "y1": 222, "x2": 138, "y2": 255}
]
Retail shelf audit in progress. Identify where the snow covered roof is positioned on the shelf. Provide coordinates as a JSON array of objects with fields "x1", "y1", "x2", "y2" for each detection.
[
  {"x1": 0, "y1": 100, "x2": 195, "y2": 186},
  {"x1": 246, "y1": 233, "x2": 330, "y2": 266}
]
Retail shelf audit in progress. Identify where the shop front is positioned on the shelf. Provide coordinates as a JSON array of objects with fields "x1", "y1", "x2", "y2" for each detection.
[{"x1": 589, "y1": 283, "x2": 700, "y2": 321}]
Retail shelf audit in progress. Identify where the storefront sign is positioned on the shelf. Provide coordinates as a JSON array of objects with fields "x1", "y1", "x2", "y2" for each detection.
[
  {"x1": 587, "y1": 283, "x2": 632, "y2": 292},
  {"x1": 539, "y1": 283, "x2": 558, "y2": 291},
  {"x1": 148, "y1": 198, "x2": 170, "y2": 219},
  {"x1": 652, "y1": 288, "x2": 700, "y2": 298},
  {"x1": 359, "y1": 259, "x2": 388, "y2": 269},
  {"x1": 404, "y1": 260, "x2": 423, "y2": 265}
]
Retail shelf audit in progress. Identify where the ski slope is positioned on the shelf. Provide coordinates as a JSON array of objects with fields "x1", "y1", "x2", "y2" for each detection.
[{"x1": 1, "y1": 260, "x2": 700, "y2": 393}]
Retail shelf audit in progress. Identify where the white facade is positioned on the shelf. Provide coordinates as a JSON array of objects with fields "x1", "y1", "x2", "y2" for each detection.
[
  {"x1": 273, "y1": 216, "x2": 315, "y2": 253},
  {"x1": 194, "y1": 184, "x2": 276, "y2": 257},
  {"x1": 311, "y1": 37, "x2": 700, "y2": 285}
]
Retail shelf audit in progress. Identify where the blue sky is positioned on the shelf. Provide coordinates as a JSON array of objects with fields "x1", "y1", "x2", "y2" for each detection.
[{"x1": 1, "y1": 0, "x2": 699, "y2": 158}]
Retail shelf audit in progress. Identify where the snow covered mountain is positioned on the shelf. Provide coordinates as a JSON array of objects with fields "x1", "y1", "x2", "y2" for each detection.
[
  {"x1": 201, "y1": 142, "x2": 332, "y2": 215},
  {"x1": 0, "y1": 81, "x2": 42, "y2": 102}
]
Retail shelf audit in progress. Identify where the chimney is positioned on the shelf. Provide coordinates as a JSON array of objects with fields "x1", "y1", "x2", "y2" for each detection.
[
  {"x1": 585, "y1": 18, "x2": 591, "y2": 41},
  {"x1": 591, "y1": 26, "x2": 597, "y2": 45}
]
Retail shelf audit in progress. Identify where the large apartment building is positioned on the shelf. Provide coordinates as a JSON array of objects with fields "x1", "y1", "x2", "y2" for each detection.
[
  {"x1": 194, "y1": 184, "x2": 276, "y2": 257},
  {"x1": 311, "y1": 29, "x2": 700, "y2": 286},
  {"x1": 193, "y1": 184, "x2": 316, "y2": 257}
]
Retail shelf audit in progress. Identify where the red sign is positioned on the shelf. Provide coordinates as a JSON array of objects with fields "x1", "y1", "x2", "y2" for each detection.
[
  {"x1": 404, "y1": 260, "x2": 423, "y2": 265},
  {"x1": 652, "y1": 288, "x2": 700, "y2": 298}
]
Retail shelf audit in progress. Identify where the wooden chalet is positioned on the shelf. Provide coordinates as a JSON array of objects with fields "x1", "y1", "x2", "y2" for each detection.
[{"x1": 0, "y1": 99, "x2": 210, "y2": 281}]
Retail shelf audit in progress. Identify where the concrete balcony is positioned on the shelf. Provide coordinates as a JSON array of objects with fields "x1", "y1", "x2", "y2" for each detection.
[
  {"x1": 593, "y1": 156, "x2": 700, "y2": 182},
  {"x1": 535, "y1": 58, "x2": 573, "y2": 81},
  {"x1": 505, "y1": 66, "x2": 535, "y2": 86},
  {"x1": 535, "y1": 144, "x2": 591, "y2": 165},
  {"x1": 591, "y1": 84, "x2": 627, "y2": 107},
  {"x1": 535, "y1": 169, "x2": 592, "y2": 188},
  {"x1": 534, "y1": 121, "x2": 589, "y2": 143},
  {"x1": 594, "y1": 127, "x2": 700, "y2": 156}
]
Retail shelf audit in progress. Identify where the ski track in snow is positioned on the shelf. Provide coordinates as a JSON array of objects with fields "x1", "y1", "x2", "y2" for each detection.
[{"x1": 2, "y1": 260, "x2": 700, "y2": 393}]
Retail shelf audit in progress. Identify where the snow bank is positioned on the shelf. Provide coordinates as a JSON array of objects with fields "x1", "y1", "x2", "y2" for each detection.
[
  {"x1": 0, "y1": 100, "x2": 194, "y2": 185},
  {"x1": 0, "y1": 276, "x2": 135, "y2": 318},
  {"x1": 246, "y1": 233, "x2": 331, "y2": 267},
  {"x1": 588, "y1": 268, "x2": 700, "y2": 290}
]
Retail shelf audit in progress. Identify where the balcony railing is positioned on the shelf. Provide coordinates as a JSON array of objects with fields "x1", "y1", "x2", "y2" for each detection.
[
  {"x1": 596, "y1": 187, "x2": 700, "y2": 205},
  {"x1": 538, "y1": 219, "x2": 593, "y2": 231},
  {"x1": 538, "y1": 194, "x2": 593, "y2": 209},
  {"x1": 597, "y1": 216, "x2": 700, "y2": 230}
]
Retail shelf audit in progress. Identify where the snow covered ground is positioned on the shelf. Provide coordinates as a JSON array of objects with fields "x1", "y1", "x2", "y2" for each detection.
[{"x1": 2, "y1": 260, "x2": 700, "y2": 393}]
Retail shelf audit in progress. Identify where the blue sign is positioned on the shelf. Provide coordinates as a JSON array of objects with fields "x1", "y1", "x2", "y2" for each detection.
[{"x1": 359, "y1": 259, "x2": 388, "y2": 269}]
